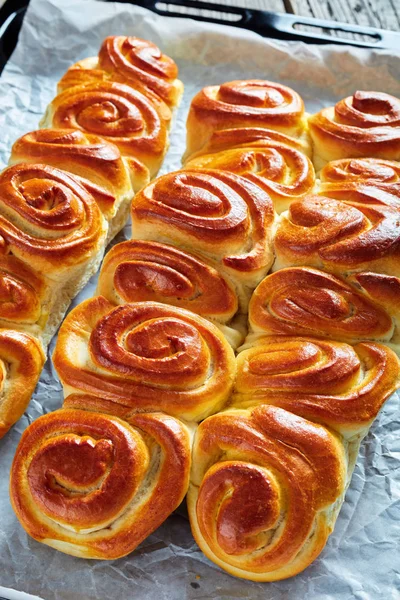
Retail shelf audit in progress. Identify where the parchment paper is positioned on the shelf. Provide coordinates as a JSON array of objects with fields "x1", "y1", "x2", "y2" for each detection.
[{"x1": 0, "y1": 0, "x2": 399, "y2": 598}]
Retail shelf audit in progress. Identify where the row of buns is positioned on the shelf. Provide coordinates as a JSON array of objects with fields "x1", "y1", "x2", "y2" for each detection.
[
  {"x1": 0, "y1": 36, "x2": 183, "y2": 437},
  {"x1": 8, "y1": 73, "x2": 400, "y2": 581}
]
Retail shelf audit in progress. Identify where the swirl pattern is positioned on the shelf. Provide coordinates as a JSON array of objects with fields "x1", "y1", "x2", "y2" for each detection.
[
  {"x1": 97, "y1": 240, "x2": 239, "y2": 323},
  {"x1": 185, "y1": 130, "x2": 315, "y2": 214},
  {"x1": 98, "y1": 36, "x2": 183, "y2": 107},
  {"x1": 309, "y1": 91, "x2": 400, "y2": 169},
  {"x1": 0, "y1": 164, "x2": 107, "y2": 278},
  {"x1": 186, "y1": 80, "x2": 307, "y2": 157},
  {"x1": 53, "y1": 296, "x2": 236, "y2": 422},
  {"x1": 10, "y1": 129, "x2": 144, "y2": 217},
  {"x1": 234, "y1": 337, "x2": 400, "y2": 436},
  {"x1": 131, "y1": 169, "x2": 275, "y2": 288},
  {"x1": 10, "y1": 407, "x2": 191, "y2": 558},
  {"x1": 274, "y1": 195, "x2": 400, "y2": 276},
  {"x1": 188, "y1": 404, "x2": 346, "y2": 581},
  {"x1": 249, "y1": 267, "x2": 394, "y2": 343},
  {"x1": 319, "y1": 158, "x2": 400, "y2": 209},
  {"x1": 41, "y1": 81, "x2": 170, "y2": 177},
  {"x1": 0, "y1": 329, "x2": 45, "y2": 437},
  {"x1": 0, "y1": 256, "x2": 46, "y2": 327}
]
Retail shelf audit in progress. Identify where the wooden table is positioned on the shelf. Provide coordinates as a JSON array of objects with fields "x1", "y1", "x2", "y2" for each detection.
[{"x1": 169, "y1": 0, "x2": 399, "y2": 37}]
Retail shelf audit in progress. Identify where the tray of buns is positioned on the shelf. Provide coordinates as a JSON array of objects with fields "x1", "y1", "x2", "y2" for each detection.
[{"x1": 0, "y1": 0, "x2": 399, "y2": 599}]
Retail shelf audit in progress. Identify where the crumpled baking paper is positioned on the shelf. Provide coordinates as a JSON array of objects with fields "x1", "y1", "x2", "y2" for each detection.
[{"x1": 0, "y1": 0, "x2": 399, "y2": 598}]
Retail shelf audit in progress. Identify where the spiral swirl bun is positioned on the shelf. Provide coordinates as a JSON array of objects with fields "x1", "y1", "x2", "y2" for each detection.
[
  {"x1": 98, "y1": 36, "x2": 183, "y2": 108},
  {"x1": 0, "y1": 164, "x2": 106, "y2": 278},
  {"x1": 234, "y1": 337, "x2": 400, "y2": 436},
  {"x1": 186, "y1": 80, "x2": 307, "y2": 157},
  {"x1": 41, "y1": 82, "x2": 170, "y2": 177},
  {"x1": 274, "y1": 196, "x2": 400, "y2": 276},
  {"x1": 10, "y1": 407, "x2": 191, "y2": 558},
  {"x1": 131, "y1": 169, "x2": 275, "y2": 288},
  {"x1": 309, "y1": 91, "x2": 400, "y2": 169},
  {"x1": 188, "y1": 404, "x2": 346, "y2": 581},
  {"x1": 97, "y1": 240, "x2": 238, "y2": 323},
  {"x1": 185, "y1": 132, "x2": 315, "y2": 215},
  {"x1": 53, "y1": 296, "x2": 236, "y2": 422},
  {"x1": 0, "y1": 329, "x2": 45, "y2": 437},
  {"x1": 10, "y1": 129, "x2": 144, "y2": 216},
  {"x1": 249, "y1": 267, "x2": 394, "y2": 344},
  {"x1": 319, "y1": 158, "x2": 400, "y2": 209}
]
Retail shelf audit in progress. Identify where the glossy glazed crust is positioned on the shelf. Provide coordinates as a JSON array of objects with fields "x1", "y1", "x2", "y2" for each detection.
[
  {"x1": 53, "y1": 297, "x2": 236, "y2": 422},
  {"x1": 97, "y1": 239, "x2": 239, "y2": 323},
  {"x1": 185, "y1": 128, "x2": 315, "y2": 214},
  {"x1": 186, "y1": 80, "x2": 308, "y2": 157},
  {"x1": 309, "y1": 92, "x2": 400, "y2": 168},
  {"x1": 234, "y1": 336, "x2": 400, "y2": 436},
  {"x1": 131, "y1": 169, "x2": 276, "y2": 289},
  {"x1": 188, "y1": 405, "x2": 347, "y2": 581},
  {"x1": 0, "y1": 329, "x2": 45, "y2": 438},
  {"x1": 9, "y1": 408, "x2": 191, "y2": 558}
]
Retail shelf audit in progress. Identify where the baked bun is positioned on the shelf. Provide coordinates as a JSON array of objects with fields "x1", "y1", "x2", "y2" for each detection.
[
  {"x1": 131, "y1": 169, "x2": 275, "y2": 289},
  {"x1": 185, "y1": 129, "x2": 315, "y2": 214},
  {"x1": 0, "y1": 163, "x2": 107, "y2": 280},
  {"x1": 10, "y1": 407, "x2": 191, "y2": 558},
  {"x1": 186, "y1": 80, "x2": 308, "y2": 158},
  {"x1": 53, "y1": 296, "x2": 236, "y2": 422},
  {"x1": 249, "y1": 267, "x2": 398, "y2": 348},
  {"x1": 319, "y1": 157, "x2": 400, "y2": 209},
  {"x1": 97, "y1": 240, "x2": 244, "y2": 347},
  {"x1": 59, "y1": 37, "x2": 183, "y2": 109},
  {"x1": 187, "y1": 404, "x2": 347, "y2": 581},
  {"x1": 309, "y1": 91, "x2": 400, "y2": 170},
  {"x1": 273, "y1": 195, "x2": 400, "y2": 276},
  {"x1": 40, "y1": 81, "x2": 170, "y2": 177},
  {"x1": 234, "y1": 337, "x2": 400, "y2": 439},
  {"x1": 0, "y1": 329, "x2": 45, "y2": 437}
]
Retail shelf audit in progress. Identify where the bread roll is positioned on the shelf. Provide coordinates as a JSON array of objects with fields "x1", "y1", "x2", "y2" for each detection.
[
  {"x1": 187, "y1": 404, "x2": 347, "y2": 581},
  {"x1": 97, "y1": 240, "x2": 244, "y2": 348},
  {"x1": 185, "y1": 128, "x2": 315, "y2": 214},
  {"x1": 249, "y1": 267, "x2": 399, "y2": 350},
  {"x1": 58, "y1": 36, "x2": 183, "y2": 109},
  {"x1": 186, "y1": 80, "x2": 309, "y2": 158},
  {"x1": 53, "y1": 296, "x2": 236, "y2": 422},
  {"x1": 0, "y1": 329, "x2": 44, "y2": 438},
  {"x1": 318, "y1": 157, "x2": 400, "y2": 209},
  {"x1": 273, "y1": 195, "x2": 400, "y2": 276},
  {"x1": 40, "y1": 81, "x2": 171, "y2": 177},
  {"x1": 10, "y1": 407, "x2": 192, "y2": 558},
  {"x1": 10, "y1": 129, "x2": 145, "y2": 242},
  {"x1": 234, "y1": 336, "x2": 400, "y2": 441},
  {"x1": 131, "y1": 169, "x2": 276, "y2": 290},
  {"x1": 309, "y1": 91, "x2": 400, "y2": 170}
]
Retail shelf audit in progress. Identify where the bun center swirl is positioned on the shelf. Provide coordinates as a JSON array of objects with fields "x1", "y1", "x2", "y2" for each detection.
[{"x1": 335, "y1": 91, "x2": 400, "y2": 128}]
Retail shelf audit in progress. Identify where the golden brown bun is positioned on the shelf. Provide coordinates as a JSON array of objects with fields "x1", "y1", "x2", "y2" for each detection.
[
  {"x1": 10, "y1": 407, "x2": 191, "y2": 558},
  {"x1": 96, "y1": 240, "x2": 244, "y2": 347},
  {"x1": 249, "y1": 267, "x2": 399, "y2": 348},
  {"x1": 185, "y1": 128, "x2": 315, "y2": 214},
  {"x1": 234, "y1": 336, "x2": 400, "y2": 437},
  {"x1": 273, "y1": 195, "x2": 400, "y2": 277},
  {"x1": 186, "y1": 80, "x2": 309, "y2": 157},
  {"x1": 318, "y1": 157, "x2": 400, "y2": 209},
  {"x1": 309, "y1": 91, "x2": 400, "y2": 170},
  {"x1": 10, "y1": 129, "x2": 146, "y2": 215},
  {"x1": 0, "y1": 329, "x2": 45, "y2": 438},
  {"x1": 187, "y1": 404, "x2": 347, "y2": 581},
  {"x1": 40, "y1": 81, "x2": 171, "y2": 178},
  {"x1": 0, "y1": 163, "x2": 107, "y2": 280},
  {"x1": 58, "y1": 37, "x2": 183, "y2": 109},
  {"x1": 131, "y1": 169, "x2": 276, "y2": 290},
  {"x1": 53, "y1": 296, "x2": 236, "y2": 422}
]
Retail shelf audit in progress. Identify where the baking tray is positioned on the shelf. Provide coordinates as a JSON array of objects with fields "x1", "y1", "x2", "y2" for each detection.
[{"x1": 1, "y1": 0, "x2": 400, "y2": 75}]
